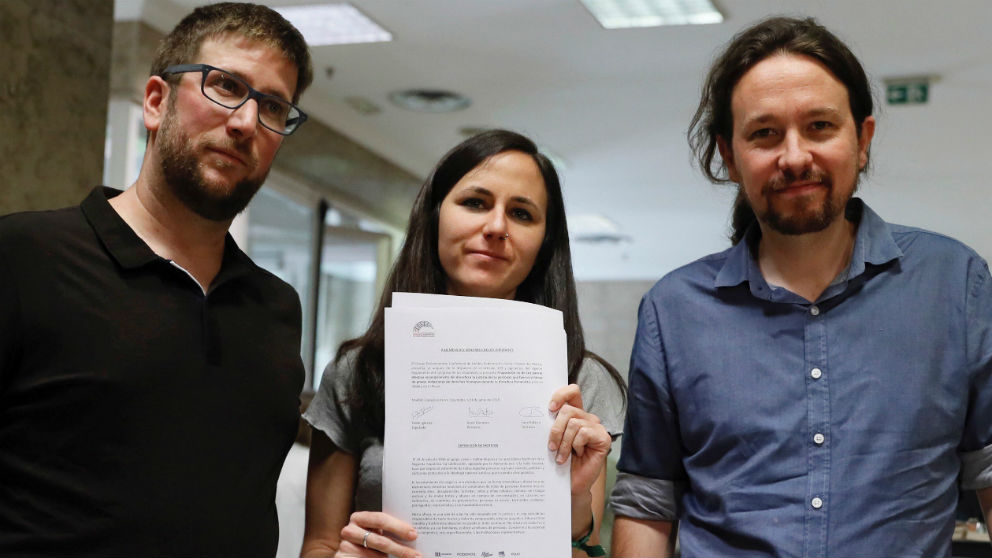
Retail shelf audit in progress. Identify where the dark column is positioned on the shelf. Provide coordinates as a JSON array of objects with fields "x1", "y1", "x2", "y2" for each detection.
[{"x1": 0, "y1": 0, "x2": 113, "y2": 214}]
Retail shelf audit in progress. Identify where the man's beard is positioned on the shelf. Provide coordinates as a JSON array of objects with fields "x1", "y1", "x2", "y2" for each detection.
[
  {"x1": 753, "y1": 169, "x2": 854, "y2": 236},
  {"x1": 157, "y1": 103, "x2": 266, "y2": 222}
]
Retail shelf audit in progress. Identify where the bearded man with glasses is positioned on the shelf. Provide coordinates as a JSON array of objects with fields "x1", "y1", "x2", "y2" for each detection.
[{"x1": 0, "y1": 3, "x2": 313, "y2": 555}]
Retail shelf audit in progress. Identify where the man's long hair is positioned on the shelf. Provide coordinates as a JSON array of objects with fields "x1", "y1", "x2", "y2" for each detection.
[{"x1": 688, "y1": 16, "x2": 874, "y2": 244}]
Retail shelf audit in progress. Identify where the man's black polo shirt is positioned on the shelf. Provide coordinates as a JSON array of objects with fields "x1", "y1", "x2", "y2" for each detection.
[{"x1": 0, "y1": 187, "x2": 305, "y2": 555}]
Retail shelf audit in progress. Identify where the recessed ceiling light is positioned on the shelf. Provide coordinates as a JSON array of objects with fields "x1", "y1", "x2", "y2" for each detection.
[
  {"x1": 579, "y1": 0, "x2": 724, "y2": 29},
  {"x1": 275, "y1": 3, "x2": 392, "y2": 46},
  {"x1": 389, "y1": 89, "x2": 471, "y2": 113}
]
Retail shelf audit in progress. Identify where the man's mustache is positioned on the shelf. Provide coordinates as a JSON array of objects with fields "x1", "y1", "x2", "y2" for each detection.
[{"x1": 764, "y1": 170, "x2": 831, "y2": 193}]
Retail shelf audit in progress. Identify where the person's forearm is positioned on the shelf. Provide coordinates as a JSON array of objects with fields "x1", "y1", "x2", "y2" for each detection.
[
  {"x1": 302, "y1": 431, "x2": 357, "y2": 558},
  {"x1": 978, "y1": 487, "x2": 992, "y2": 543},
  {"x1": 570, "y1": 488, "x2": 594, "y2": 540},
  {"x1": 571, "y1": 464, "x2": 608, "y2": 557},
  {"x1": 611, "y1": 516, "x2": 675, "y2": 558},
  {"x1": 570, "y1": 488, "x2": 598, "y2": 557}
]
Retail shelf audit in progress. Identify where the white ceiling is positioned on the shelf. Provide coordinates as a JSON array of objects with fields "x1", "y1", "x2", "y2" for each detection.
[{"x1": 117, "y1": 0, "x2": 992, "y2": 280}]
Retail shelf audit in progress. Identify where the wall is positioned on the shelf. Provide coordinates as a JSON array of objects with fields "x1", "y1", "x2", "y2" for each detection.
[
  {"x1": 0, "y1": 0, "x2": 113, "y2": 215},
  {"x1": 576, "y1": 279, "x2": 656, "y2": 381}
]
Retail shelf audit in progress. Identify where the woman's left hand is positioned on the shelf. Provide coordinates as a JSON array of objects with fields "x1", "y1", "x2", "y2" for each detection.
[{"x1": 548, "y1": 384, "x2": 612, "y2": 495}]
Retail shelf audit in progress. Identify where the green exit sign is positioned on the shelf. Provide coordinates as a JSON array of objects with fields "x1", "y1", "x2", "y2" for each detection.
[{"x1": 886, "y1": 80, "x2": 930, "y2": 105}]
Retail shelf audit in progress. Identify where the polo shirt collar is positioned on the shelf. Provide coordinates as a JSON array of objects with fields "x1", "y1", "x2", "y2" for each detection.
[
  {"x1": 213, "y1": 235, "x2": 255, "y2": 290},
  {"x1": 81, "y1": 186, "x2": 255, "y2": 289},
  {"x1": 81, "y1": 186, "x2": 159, "y2": 269},
  {"x1": 714, "y1": 197, "x2": 903, "y2": 289}
]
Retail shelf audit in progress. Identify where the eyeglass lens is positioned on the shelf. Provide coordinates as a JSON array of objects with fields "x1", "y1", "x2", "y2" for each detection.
[{"x1": 202, "y1": 69, "x2": 300, "y2": 134}]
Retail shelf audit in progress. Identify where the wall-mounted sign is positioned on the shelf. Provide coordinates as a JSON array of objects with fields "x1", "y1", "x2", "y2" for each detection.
[{"x1": 885, "y1": 77, "x2": 932, "y2": 105}]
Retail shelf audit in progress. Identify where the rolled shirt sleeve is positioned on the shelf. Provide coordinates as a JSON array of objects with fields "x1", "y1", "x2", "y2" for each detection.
[
  {"x1": 611, "y1": 473, "x2": 684, "y2": 521},
  {"x1": 611, "y1": 290, "x2": 686, "y2": 520}
]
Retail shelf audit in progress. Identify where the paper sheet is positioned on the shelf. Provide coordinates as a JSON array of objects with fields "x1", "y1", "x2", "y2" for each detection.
[{"x1": 383, "y1": 294, "x2": 571, "y2": 557}]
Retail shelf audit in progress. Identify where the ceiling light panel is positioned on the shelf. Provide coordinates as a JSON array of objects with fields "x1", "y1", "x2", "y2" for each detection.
[
  {"x1": 388, "y1": 89, "x2": 470, "y2": 113},
  {"x1": 580, "y1": 0, "x2": 723, "y2": 29},
  {"x1": 275, "y1": 3, "x2": 392, "y2": 46}
]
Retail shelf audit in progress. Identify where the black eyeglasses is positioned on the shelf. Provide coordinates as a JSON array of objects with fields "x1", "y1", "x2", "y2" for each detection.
[{"x1": 160, "y1": 64, "x2": 307, "y2": 135}]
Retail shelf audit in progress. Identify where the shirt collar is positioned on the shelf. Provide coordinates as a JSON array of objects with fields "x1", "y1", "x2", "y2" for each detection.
[
  {"x1": 714, "y1": 197, "x2": 903, "y2": 289},
  {"x1": 81, "y1": 186, "x2": 159, "y2": 269},
  {"x1": 213, "y1": 236, "x2": 255, "y2": 290},
  {"x1": 80, "y1": 186, "x2": 255, "y2": 289}
]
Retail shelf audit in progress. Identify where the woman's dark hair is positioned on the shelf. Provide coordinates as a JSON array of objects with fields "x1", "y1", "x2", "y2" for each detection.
[
  {"x1": 688, "y1": 16, "x2": 875, "y2": 244},
  {"x1": 337, "y1": 129, "x2": 625, "y2": 436}
]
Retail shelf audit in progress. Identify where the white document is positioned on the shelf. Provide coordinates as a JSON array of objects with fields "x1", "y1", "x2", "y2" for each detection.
[
  {"x1": 392, "y1": 292, "x2": 564, "y2": 322},
  {"x1": 383, "y1": 294, "x2": 571, "y2": 558}
]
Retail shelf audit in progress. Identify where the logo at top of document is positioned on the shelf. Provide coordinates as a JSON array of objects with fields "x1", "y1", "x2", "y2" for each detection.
[{"x1": 413, "y1": 320, "x2": 435, "y2": 338}]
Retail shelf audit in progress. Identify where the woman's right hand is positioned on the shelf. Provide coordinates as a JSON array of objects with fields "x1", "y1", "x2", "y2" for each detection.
[{"x1": 335, "y1": 511, "x2": 421, "y2": 558}]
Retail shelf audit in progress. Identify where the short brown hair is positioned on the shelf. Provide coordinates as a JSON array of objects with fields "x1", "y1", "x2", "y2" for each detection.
[{"x1": 150, "y1": 2, "x2": 313, "y2": 103}]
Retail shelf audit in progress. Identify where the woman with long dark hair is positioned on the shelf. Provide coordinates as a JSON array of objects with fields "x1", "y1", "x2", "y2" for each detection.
[{"x1": 301, "y1": 130, "x2": 626, "y2": 558}]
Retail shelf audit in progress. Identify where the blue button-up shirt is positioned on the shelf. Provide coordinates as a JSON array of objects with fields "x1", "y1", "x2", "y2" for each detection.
[{"x1": 611, "y1": 200, "x2": 992, "y2": 557}]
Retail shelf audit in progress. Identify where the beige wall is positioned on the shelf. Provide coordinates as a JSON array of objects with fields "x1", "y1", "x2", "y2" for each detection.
[
  {"x1": 1, "y1": 0, "x2": 114, "y2": 215},
  {"x1": 110, "y1": 21, "x2": 162, "y2": 103},
  {"x1": 576, "y1": 279, "x2": 656, "y2": 381}
]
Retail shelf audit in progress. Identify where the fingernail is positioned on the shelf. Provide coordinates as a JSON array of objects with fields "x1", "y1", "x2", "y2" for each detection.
[
  {"x1": 549, "y1": 441, "x2": 557, "y2": 451},
  {"x1": 556, "y1": 454, "x2": 566, "y2": 464},
  {"x1": 409, "y1": 529, "x2": 417, "y2": 538}
]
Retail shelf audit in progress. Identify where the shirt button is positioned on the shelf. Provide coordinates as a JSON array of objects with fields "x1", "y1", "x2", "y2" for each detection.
[
  {"x1": 811, "y1": 497, "x2": 824, "y2": 509},
  {"x1": 813, "y1": 433, "x2": 825, "y2": 445},
  {"x1": 810, "y1": 368, "x2": 822, "y2": 379},
  {"x1": 810, "y1": 305, "x2": 820, "y2": 316}
]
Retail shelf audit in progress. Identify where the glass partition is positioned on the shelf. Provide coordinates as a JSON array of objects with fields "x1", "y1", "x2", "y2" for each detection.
[
  {"x1": 313, "y1": 225, "x2": 390, "y2": 389},
  {"x1": 243, "y1": 187, "x2": 318, "y2": 375}
]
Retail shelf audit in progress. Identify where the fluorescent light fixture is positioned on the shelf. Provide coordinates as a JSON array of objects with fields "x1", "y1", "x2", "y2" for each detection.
[
  {"x1": 275, "y1": 3, "x2": 392, "y2": 46},
  {"x1": 389, "y1": 89, "x2": 470, "y2": 113},
  {"x1": 579, "y1": 0, "x2": 723, "y2": 29}
]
